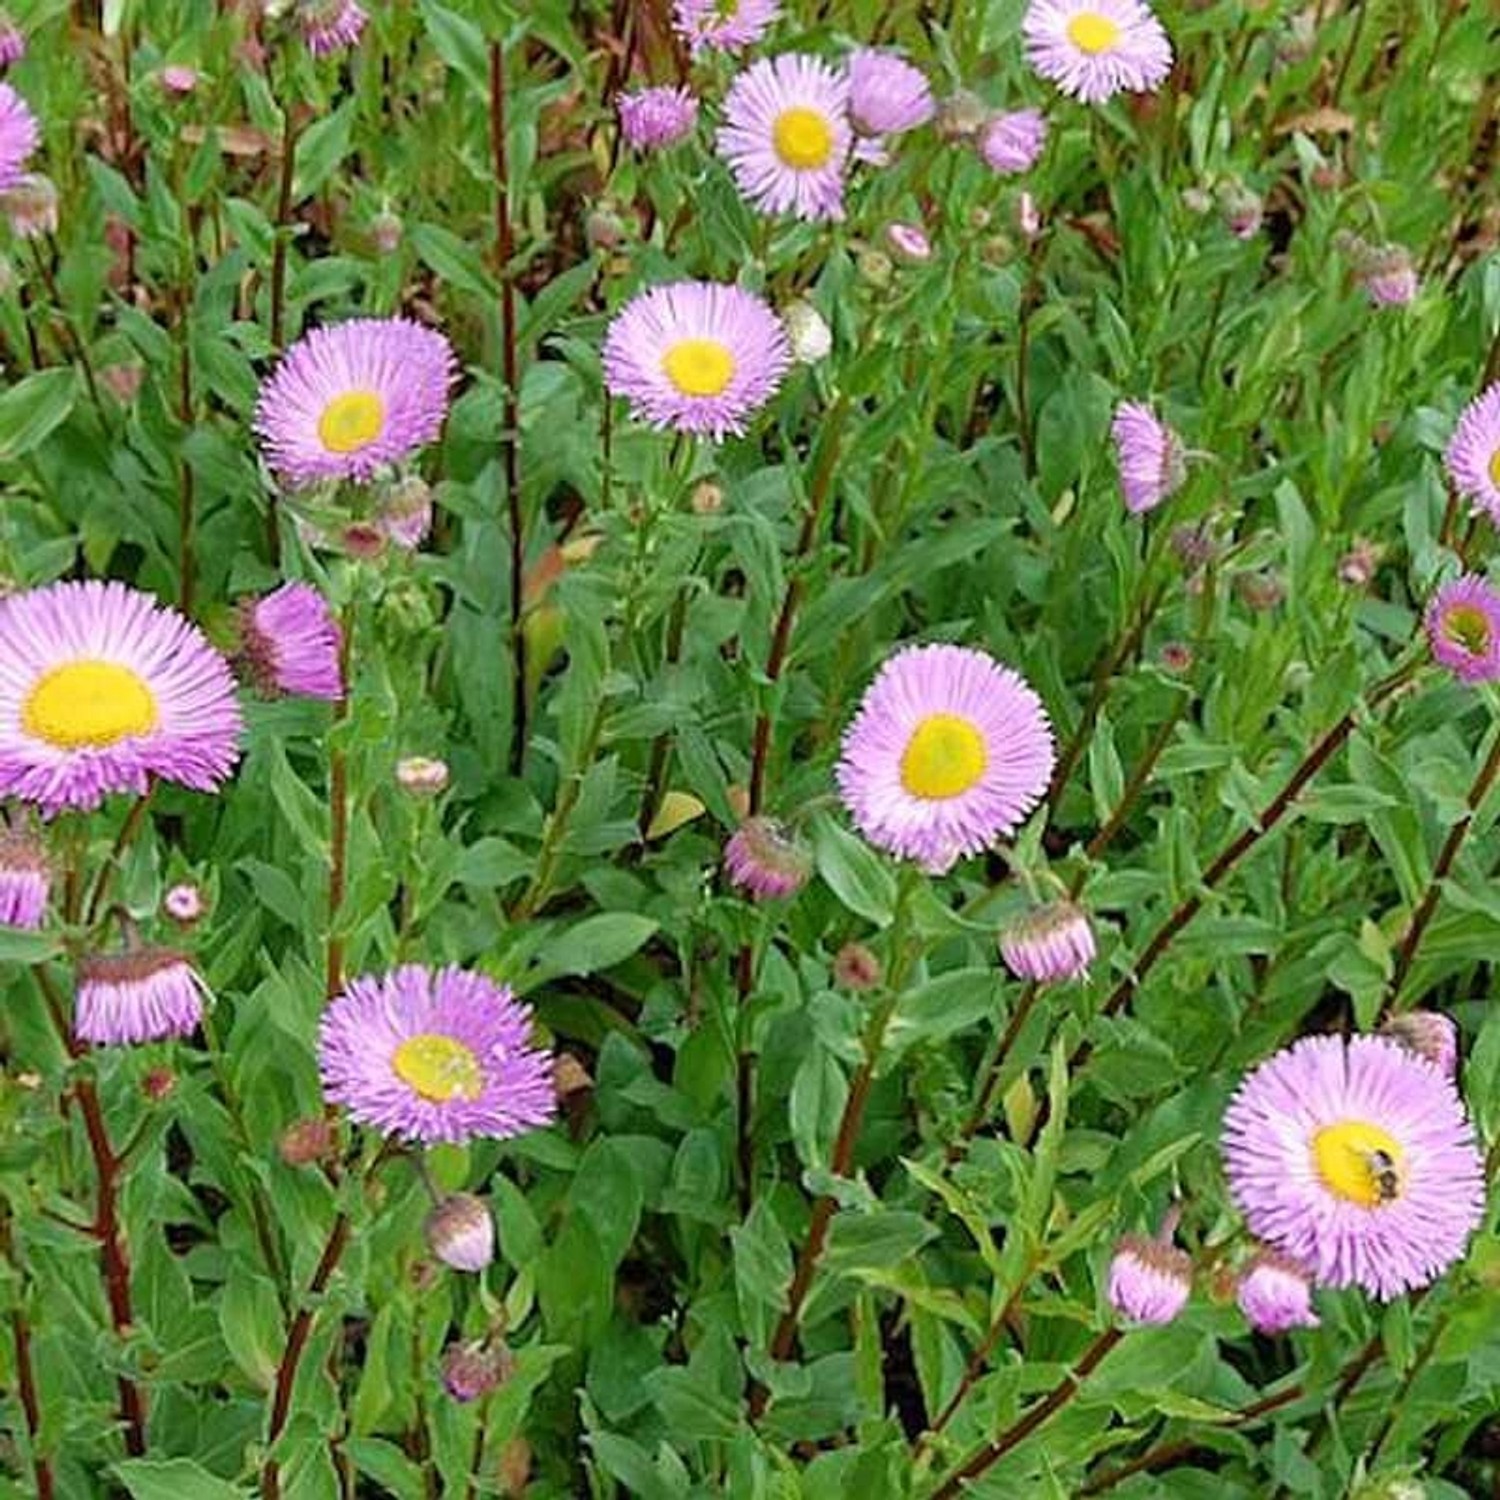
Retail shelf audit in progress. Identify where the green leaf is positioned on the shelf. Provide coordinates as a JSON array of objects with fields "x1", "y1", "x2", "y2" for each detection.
[
  {"x1": 537, "y1": 913, "x2": 658, "y2": 980},
  {"x1": 789, "y1": 1049, "x2": 847, "y2": 1171},
  {"x1": 0, "y1": 369, "x2": 77, "y2": 462},
  {"x1": 812, "y1": 813, "x2": 895, "y2": 925},
  {"x1": 823, "y1": 1211, "x2": 938, "y2": 1274},
  {"x1": 642, "y1": 1366, "x2": 743, "y2": 1441},
  {"x1": 111, "y1": 1459, "x2": 250, "y2": 1500}
]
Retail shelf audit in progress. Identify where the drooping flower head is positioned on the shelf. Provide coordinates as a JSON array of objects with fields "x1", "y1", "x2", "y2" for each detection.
[
  {"x1": 254, "y1": 317, "x2": 457, "y2": 488},
  {"x1": 0, "y1": 82, "x2": 38, "y2": 193},
  {"x1": 618, "y1": 85, "x2": 699, "y2": 151},
  {"x1": 845, "y1": 48, "x2": 934, "y2": 140},
  {"x1": 299, "y1": 0, "x2": 367, "y2": 56},
  {"x1": 1424, "y1": 574, "x2": 1500, "y2": 684},
  {"x1": 1000, "y1": 899, "x2": 1095, "y2": 982},
  {"x1": 75, "y1": 949, "x2": 207, "y2": 1046},
  {"x1": 1236, "y1": 1250, "x2": 1320, "y2": 1335},
  {"x1": 441, "y1": 1339, "x2": 510, "y2": 1403},
  {"x1": 717, "y1": 54, "x2": 852, "y2": 222},
  {"x1": 0, "y1": 581, "x2": 242, "y2": 814},
  {"x1": 318, "y1": 964, "x2": 557, "y2": 1146},
  {"x1": 724, "y1": 816, "x2": 811, "y2": 900},
  {"x1": 1, "y1": 172, "x2": 58, "y2": 239},
  {"x1": 1444, "y1": 382, "x2": 1500, "y2": 524},
  {"x1": 373, "y1": 475, "x2": 434, "y2": 550},
  {"x1": 1222, "y1": 1034, "x2": 1485, "y2": 1299},
  {"x1": 978, "y1": 108, "x2": 1048, "y2": 174},
  {"x1": 1380, "y1": 1010, "x2": 1458, "y2": 1081},
  {"x1": 672, "y1": 0, "x2": 779, "y2": 54},
  {"x1": 602, "y1": 281, "x2": 791, "y2": 441},
  {"x1": 1107, "y1": 1233, "x2": 1192, "y2": 1324},
  {"x1": 0, "y1": 824, "x2": 47, "y2": 929},
  {"x1": 425, "y1": 1193, "x2": 495, "y2": 1272},
  {"x1": 238, "y1": 582, "x2": 343, "y2": 701},
  {"x1": 0, "y1": 13, "x2": 24, "y2": 70},
  {"x1": 836, "y1": 644, "x2": 1055, "y2": 874},
  {"x1": 1022, "y1": 0, "x2": 1172, "y2": 104},
  {"x1": 1112, "y1": 400, "x2": 1187, "y2": 514}
]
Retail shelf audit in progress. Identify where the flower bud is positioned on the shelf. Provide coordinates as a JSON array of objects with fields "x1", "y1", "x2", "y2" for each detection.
[
  {"x1": 440, "y1": 1339, "x2": 511, "y2": 1403},
  {"x1": 724, "y1": 817, "x2": 811, "y2": 901},
  {"x1": 885, "y1": 222, "x2": 932, "y2": 263},
  {"x1": 1236, "y1": 1249, "x2": 1319, "y2": 1334},
  {"x1": 936, "y1": 89, "x2": 987, "y2": 140},
  {"x1": 690, "y1": 479, "x2": 723, "y2": 515},
  {"x1": 396, "y1": 756, "x2": 449, "y2": 797},
  {"x1": 554, "y1": 1053, "x2": 593, "y2": 1097},
  {"x1": 159, "y1": 64, "x2": 199, "y2": 95},
  {"x1": 370, "y1": 209, "x2": 402, "y2": 255},
  {"x1": 1380, "y1": 1010, "x2": 1458, "y2": 1080},
  {"x1": 0, "y1": 825, "x2": 49, "y2": 930},
  {"x1": 1338, "y1": 537, "x2": 1381, "y2": 589},
  {"x1": 1219, "y1": 182, "x2": 1263, "y2": 240},
  {"x1": 999, "y1": 901, "x2": 1095, "y2": 984},
  {"x1": 142, "y1": 1066, "x2": 177, "y2": 1101},
  {"x1": 279, "y1": 1116, "x2": 338, "y2": 1168},
  {"x1": 374, "y1": 475, "x2": 433, "y2": 550},
  {"x1": 1017, "y1": 191, "x2": 1042, "y2": 241},
  {"x1": 1, "y1": 174, "x2": 58, "y2": 240},
  {"x1": 1235, "y1": 570, "x2": 1286, "y2": 611},
  {"x1": 163, "y1": 882, "x2": 205, "y2": 925},
  {"x1": 1158, "y1": 640, "x2": 1194, "y2": 675},
  {"x1": 833, "y1": 941, "x2": 882, "y2": 991},
  {"x1": 425, "y1": 1193, "x2": 494, "y2": 1273},
  {"x1": 1108, "y1": 1233, "x2": 1193, "y2": 1325},
  {"x1": 856, "y1": 249, "x2": 893, "y2": 289},
  {"x1": 782, "y1": 300, "x2": 832, "y2": 365},
  {"x1": 100, "y1": 363, "x2": 145, "y2": 404}
]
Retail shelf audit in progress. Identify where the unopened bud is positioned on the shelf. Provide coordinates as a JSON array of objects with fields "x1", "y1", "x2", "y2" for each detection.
[
  {"x1": 279, "y1": 1116, "x2": 337, "y2": 1167},
  {"x1": 441, "y1": 1339, "x2": 513, "y2": 1403},
  {"x1": 1235, "y1": 570, "x2": 1285, "y2": 611},
  {"x1": 142, "y1": 1066, "x2": 177, "y2": 1101},
  {"x1": 554, "y1": 1053, "x2": 593, "y2": 1097},
  {"x1": 159, "y1": 64, "x2": 199, "y2": 95},
  {"x1": 885, "y1": 221, "x2": 931, "y2": 263},
  {"x1": 690, "y1": 479, "x2": 723, "y2": 515},
  {"x1": 585, "y1": 208, "x2": 627, "y2": 252},
  {"x1": 781, "y1": 300, "x2": 832, "y2": 365},
  {"x1": 1158, "y1": 640, "x2": 1194, "y2": 674},
  {"x1": 163, "y1": 882, "x2": 206, "y2": 925},
  {"x1": 1337, "y1": 536, "x2": 1381, "y2": 588},
  {"x1": 832, "y1": 942, "x2": 881, "y2": 991},
  {"x1": 100, "y1": 363, "x2": 145, "y2": 404},
  {"x1": 370, "y1": 209, "x2": 402, "y2": 255},
  {"x1": 396, "y1": 756, "x2": 449, "y2": 797},
  {"x1": 936, "y1": 89, "x2": 987, "y2": 140},
  {"x1": 856, "y1": 249, "x2": 893, "y2": 289},
  {"x1": 425, "y1": 1192, "x2": 494, "y2": 1272},
  {"x1": 1219, "y1": 182, "x2": 1263, "y2": 240},
  {"x1": 1, "y1": 174, "x2": 58, "y2": 240}
]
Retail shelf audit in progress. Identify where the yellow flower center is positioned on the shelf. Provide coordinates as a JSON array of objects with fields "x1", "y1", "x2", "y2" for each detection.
[
  {"x1": 900, "y1": 713, "x2": 988, "y2": 800},
  {"x1": 772, "y1": 106, "x2": 835, "y2": 170},
  {"x1": 1311, "y1": 1119, "x2": 1405, "y2": 1208},
  {"x1": 1488, "y1": 448, "x2": 1500, "y2": 488},
  {"x1": 1444, "y1": 603, "x2": 1492, "y2": 656},
  {"x1": 392, "y1": 1032, "x2": 484, "y2": 1103},
  {"x1": 662, "y1": 338, "x2": 736, "y2": 398},
  {"x1": 1066, "y1": 11, "x2": 1122, "y2": 54},
  {"x1": 317, "y1": 389, "x2": 386, "y2": 455},
  {"x1": 22, "y1": 660, "x2": 158, "y2": 749}
]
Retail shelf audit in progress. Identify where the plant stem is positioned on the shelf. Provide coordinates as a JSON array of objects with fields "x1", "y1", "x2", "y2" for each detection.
[
  {"x1": 1329, "y1": 0, "x2": 1369, "y2": 108},
  {"x1": 490, "y1": 39, "x2": 528, "y2": 779},
  {"x1": 747, "y1": 394, "x2": 851, "y2": 815},
  {"x1": 326, "y1": 609, "x2": 354, "y2": 1002},
  {"x1": 1384, "y1": 721, "x2": 1500, "y2": 1010},
  {"x1": 1084, "y1": 697, "x2": 1188, "y2": 862},
  {"x1": 952, "y1": 980, "x2": 1041, "y2": 1156},
  {"x1": 35, "y1": 965, "x2": 147, "y2": 1456},
  {"x1": 927, "y1": 1328, "x2": 1123, "y2": 1500},
  {"x1": 638, "y1": 586, "x2": 689, "y2": 837},
  {"x1": 265, "y1": 74, "x2": 298, "y2": 567},
  {"x1": 260, "y1": 1210, "x2": 352, "y2": 1500},
  {"x1": 1, "y1": 1216, "x2": 56, "y2": 1499},
  {"x1": 84, "y1": 789, "x2": 154, "y2": 928}
]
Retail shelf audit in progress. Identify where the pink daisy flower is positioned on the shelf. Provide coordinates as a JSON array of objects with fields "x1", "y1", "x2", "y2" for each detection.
[
  {"x1": 1222, "y1": 1034, "x2": 1485, "y2": 1299},
  {"x1": 1424, "y1": 574, "x2": 1500, "y2": 684},
  {"x1": 1112, "y1": 400, "x2": 1186, "y2": 514},
  {"x1": 0, "y1": 82, "x2": 38, "y2": 193},
  {"x1": 300, "y1": 0, "x2": 367, "y2": 57},
  {"x1": 1022, "y1": 0, "x2": 1173, "y2": 104},
  {"x1": 1236, "y1": 1251, "x2": 1319, "y2": 1335},
  {"x1": 0, "y1": 581, "x2": 242, "y2": 815},
  {"x1": 999, "y1": 900, "x2": 1095, "y2": 982},
  {"x1": 845, "y1": 47, "x2": 935, "y2": 140},
  {"x1": 318, "y1": 964, "x2": 557, "y2": 1146},
  {"x1": 672, "y1": 0, "x2": 779, "y2": 54},
  {"x1": 978, "y1": 108, "x2": 1048, "y2": 174},
  {"x1": 239, "y1": 582, "x2": 343, "y2": 701},
  {"x1": 618, "y1": 85, "x2": 699, "y2": 151},
  {"x1": 602, "y1": 280, "x2": 791, "y2": 441},
  {"x1": 254, "y1": 318, "x2": 457, "y2": 488},
  {"x1": 724, "y1": 816, "x2": 811, "y2": 899},
  {"x1": 0, "y1": 825, "x2": 48, "y2": 929},
  {"x1": 836, "y1": 644, "x2": 1055, "y2": 875},
  {"x1": 1443, "y1": 381, "x2": 1500, "y2": 522},
  {"x1": 717, "y1": 54, "x2": 852, "y2": 222},
  {"x1": 75, "y1": 949, "x2": 208, "y2": 1046},
  {"x1": 1107, "y1": 1234, "x2": 1192, "y2": 1324}
]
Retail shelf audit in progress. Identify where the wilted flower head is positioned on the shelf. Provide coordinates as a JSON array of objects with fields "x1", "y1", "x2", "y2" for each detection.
[
  {"x1": 1424, "y1": 574, "x2": 1500, "y2": 684},
  {"x1": 1222, "y1": 1033, "x2": 1484, "y2": 1298},
  {"x1": 617, "y1": 85, "x2": 699, "y2": 151},
  {"x1": 75, "y1": 949, "x2": 207, "y2": 1046},
  {"x1": 396, "y1": 756, "x2": 449, "y2": 796},
  {"x1": 0, "y1": 82, "x2": 38, "y2": 193},
  {"x1": 0, "y1": 824, "x2": 47, "y2": 929},
  {"x1": 239, "y1": 582, "x2": 343, "y2": 701},
  {"x1": 441, "y1": 1339, "x2": 511, "y2": 1403},
  {"x1": 978, "y1": 109, "x2": 1048, "y2": 175},
  {"x1": 255, "y1": 318, "x2": 457, "y2": 489},
  {"x1": 885, "y1": 222, "x2": 932, "y2": 263},
  {"x1": 299, "y1": 0, "x2": 367, "y2": 56},
  {"x1": 603, "y1": 281, "x2": 791, "y2": 440},
  {"x1": 1381, "y1": 1011, "x2": 1458, "y2": 1081},
  {"x1": 425, "y1": 1192, "x2": 495, "y2": 1273},
  {"x1": 781, "y1": 299, "x2": 832, "y2": 364},
  {"x1": 1236, "y1": 1250, "x2": 1319, "y2": 1334},
  {"x1": 1108, "y1": 1232, "x2": 1192, "y2": 1324},
  {"x1": 837, "y1": 644, "x2": 1055, "y2": 875},
  {"x1": 1443, "y1": 382, "x2": 1500, "y2": 523},
  {"x1": 845, "y1": 47, "x2": 934, "y2": 140},
  {"x1": 1, "y1": 172, "x2": 57, "y2": 239},
  {"x1": 0, "y1": 580, "x2": 242, "y2": 814},
  {"x1": 717, "y1": 54, "x2": 852, "y2": 222},
  {"x1": 1000, "y1": 900, "x2": 1095, "y2": 983},
  {"x1": 318, "y1": 964, "x2": 556, "y2": 1146},
  {"x1": 724, "y1": 816, "x2": 811, "y2": 900},
  {"x1": 1112, "y1": 401, "x2": 1186, "y2": 514},
  {"x1": 162, "y1": 882, "x2": 205, "y2": 925},
  {"x1": 1022, "y1": 0, "x2": 1173, "y2": 105},
  {"x1": 672, "y1": 0, "x2": 779, "y2": 53}
]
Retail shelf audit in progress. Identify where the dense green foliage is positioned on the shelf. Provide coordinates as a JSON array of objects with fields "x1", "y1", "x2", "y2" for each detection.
[{"x1": 0, "y1": 1, "x2": 1498, "y2": 1497}]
